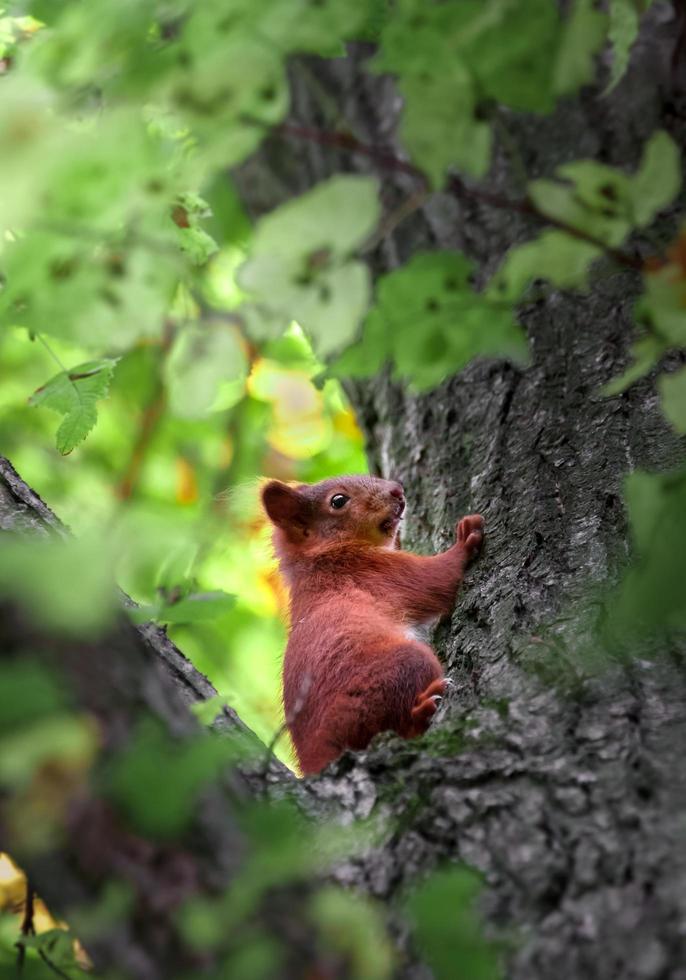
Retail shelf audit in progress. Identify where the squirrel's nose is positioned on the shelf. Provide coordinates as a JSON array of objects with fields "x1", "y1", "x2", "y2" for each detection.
[{"x1": 389, "y1": 483, "x2": 404, "y2": 499}]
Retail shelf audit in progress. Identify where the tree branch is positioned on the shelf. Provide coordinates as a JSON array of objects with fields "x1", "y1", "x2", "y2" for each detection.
[{"x1": 276, "y1": 122, "x2": 646, "y2": 270}]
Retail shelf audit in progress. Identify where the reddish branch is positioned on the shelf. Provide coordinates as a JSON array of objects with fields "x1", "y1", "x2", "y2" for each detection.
[
  {"x1": 16, "y1": 876, "x2": 35, "y2": 972},
  {"x1": 276, "y1": 122, "x2": 645, "y2": 271}
]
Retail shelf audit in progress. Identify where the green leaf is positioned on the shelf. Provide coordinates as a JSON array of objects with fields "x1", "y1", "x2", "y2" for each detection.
[
  {"x1": 640, "y1": 267, "x2": 686, "y2": 346},
  {"x1": 106, "y1": 720, "x2": 247, "y2": 839},
  {"x1": 628, "y1": 131, "x2": 681, "y2": 227},
  {"x1": 659, "y1": 367, "x2": 686, "y2": 434},
  {"x1": 375, "y1": 0, "x2": 562, "y2": 183},
  {"x1": 406, "y1": 867, "x2": 502, "y2": 980},
  {"x1": 605, "y1": 0, "x2": 649, "y2": 92},
  {"x1": 173, "y1": 192, "x2": 219, "y2": 267},
  {"x1": 554, "y1": 0, "x2": 607, "y2": 96},
  {"x1": 29, "y1": 358, "x2": 117, "y2": 454},
  {"x1": 0, "y1": 662, "x2": 64, "y2": 735},
  {"x1": 0, "y1": 714, "x2": 94, "y2": 789},
  {"x1": 237, "y1": 176, "x2": 380, "y2": 356},
  {"x1": 528, "y1": 157, "x2": 638, "y2": 249},
  {"x1": 605, "y1": 466, "x2": 686, "y2": 640},
  {"x1": 488, "y1": 230, "x2": 602, "y2": 302},
  {"x1": 1, "y1": 232, "x2": 179, "y2": 349},
  {"x1": 0, "y1": 534, "x2": 118, "y2": 635},
  {"x1": 398, "y1": 59, "x2": 492, "y2": 185},
  {"x1": 131, "y1": 590, "x2": 236, "y2": 626},
  {"x1": 165, "y1": 322, "x2": 248, "y2": 418},
  {"x1": 18, "y1": 929, "x2": 80, "y2": 973},
  {"x1": 311, "y1": 888, "x2": 394, "y2": 980},
  {"x1": 333, "y1": 252, "x2": 527, "y2": 390},
  {"x1": 602, "y1": 334, "x2": 665, "y2": 394},
  {"x1": 233, "y1": 0, "x2": 368, "y2": 56}
]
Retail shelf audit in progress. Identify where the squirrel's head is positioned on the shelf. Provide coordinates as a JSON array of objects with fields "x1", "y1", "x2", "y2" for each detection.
[{"x1": 261, "y1": 475, "x2": 405, "y2": 553}]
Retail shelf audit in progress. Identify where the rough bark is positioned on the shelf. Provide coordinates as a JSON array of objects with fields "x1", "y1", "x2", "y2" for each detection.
[{"x1": 234, "y1": 9, "x2": 686, "y2": 979}]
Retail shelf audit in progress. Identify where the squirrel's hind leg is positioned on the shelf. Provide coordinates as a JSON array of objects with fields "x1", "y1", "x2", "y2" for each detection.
[{"x1": 308, "y1": 643, "x2": 443, "y2": 767}]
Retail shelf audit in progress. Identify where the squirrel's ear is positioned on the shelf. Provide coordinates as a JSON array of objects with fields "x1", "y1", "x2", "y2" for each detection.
[{"x1": 262, "y1": 481, "x2": 311, "y2": 530}]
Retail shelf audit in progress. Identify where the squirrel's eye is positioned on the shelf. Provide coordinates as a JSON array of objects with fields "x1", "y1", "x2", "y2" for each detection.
[{"x1": 330, "y1": 493, "x2": 349, "y2": 510}]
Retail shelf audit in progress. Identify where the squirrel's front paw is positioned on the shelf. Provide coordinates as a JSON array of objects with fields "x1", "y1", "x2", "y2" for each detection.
[
  {"x1": 456, "y1": 514, "x2": 484, "y2": 561},
  {"x1": 409, "y1": 678, "x2": 447, "y2": 736}
]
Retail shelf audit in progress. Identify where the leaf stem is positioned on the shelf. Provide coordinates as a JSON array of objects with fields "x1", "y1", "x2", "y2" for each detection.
[{"x1": 276, "y1": 122, "x2": 645, "y2": 271}]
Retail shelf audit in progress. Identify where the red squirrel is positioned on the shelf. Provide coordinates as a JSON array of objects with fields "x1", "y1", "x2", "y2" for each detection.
[{"x1": 262, "y1": 475, "x2": 484, "y2": 775}]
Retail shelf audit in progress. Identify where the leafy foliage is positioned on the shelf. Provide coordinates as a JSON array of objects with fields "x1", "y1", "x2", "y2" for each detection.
[
  {"x1": 406, "y1": 867, "x2": 502, "y2": 980},
  {"x1": 29, "y1": 359, "x2": 117, "y2": 454},
  {"x1": 333, "y1": 252, "x2": 528, "y2": 390},
  {"x1": 606, "y1": 0, "x2": 657, "y2": 92}
]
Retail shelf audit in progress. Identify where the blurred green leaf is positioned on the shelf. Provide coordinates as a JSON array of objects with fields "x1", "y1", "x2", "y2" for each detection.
[
  {"x1": 132, "y1": 590, "x2": 236, "y2": 625},
  {"x1": 106, "y1": 720, "x2": 247, "y2": 838},
  {"x1": 165, "y1": 322, "x2": 247, "y2": 419},
  {"x1": 18, "y1": 929, "x2": 80, "y2": 973},
  {"x1": 629, "y1": 130, "x2": 681, "y2": 227},
  {"x1": 398, "y1": 58, "x2": 491, "y2": 186},
  {"x1": 606, "y1": 467, "x2": 686, "y2": 638},
  {"x1": 406, "y1": 867, "x2": 502, "y2": 980},
  {"x1": 0, "y1": 535, "x2": 117, "y2": 635},
  {"x1": 29, "y1": 358, "x2": 117, "y2": 454},
  {"x1": 528, "y1": 132, "x2": 679, "y2": 252},
  {"x1": 606, "y1": 0, "x2": 656, "y2": 92},
  {"x1": 237, "y1": 176, "x2": 380, "y2": 356},
  {"x1": 311, "y1": 888, "x2": 394, "y2": 979},
  {"x1": 488, "y1": 230, "x2": 602, "y2": 302},
  {"x1": 554, "y1": 0, "x2": 607, "y2": 96},
  {"x1": 659, "y1": 367, "x2": 686, "y2": 434},
  {"x1": 529, "y1": 162, "x2": 632, "y2": 248},
  {"x1": 640, "y1": 267, "x2": 686, "y2": 346},
  {"x1": 602, "y1": 334, "x2": 665, "y2": 395},
  {"x1": 0, "y1": 662, "x2": 64, "y2": 735},
  {"x1": 0, "y1": 714, "x2": 94, "y2": 789},
  {"x1": 333, "y1": 252, "x2": 527, "y2": 390}
]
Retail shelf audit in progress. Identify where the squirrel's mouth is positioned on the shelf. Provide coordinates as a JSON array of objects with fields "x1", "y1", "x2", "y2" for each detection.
[{"x1": 379, "y1": 499, "x2": 405, "y2": 535}]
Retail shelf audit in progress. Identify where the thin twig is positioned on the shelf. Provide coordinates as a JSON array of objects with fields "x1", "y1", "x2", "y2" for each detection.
[
  {"x1": 115, "y1": 322, "x2": 174, "y2": 502},
  {"x1": 16, "y1": 876, "x2": 35, "y2": 973},
  {"x1": 260, "y1": 673, "x2": 312, "y2": 782},
  {"x1": 276, "y1": 122, "x2": 645, "y2": 271}
]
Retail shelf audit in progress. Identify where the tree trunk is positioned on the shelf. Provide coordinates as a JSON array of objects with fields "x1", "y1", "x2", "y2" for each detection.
[{"x1": 235, "y1": 10, "x2": 686, "y2": 979}]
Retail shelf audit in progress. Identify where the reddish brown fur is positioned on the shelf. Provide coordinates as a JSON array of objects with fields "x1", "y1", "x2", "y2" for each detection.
[{"x1": 262, "y1": 475, "x2": 484, "y2": 775}]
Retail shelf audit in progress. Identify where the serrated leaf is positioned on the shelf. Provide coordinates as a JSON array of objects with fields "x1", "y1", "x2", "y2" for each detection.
[
  {"x1": 554, "y1": 0, "x2": 607, "y2": 96},
  {"x1": 488, "y1": 230, "x2": 602, "y2": 302},
  {"x1": 165, "y1": 322, "x2": 247, "y2": 419},
  {"x1": 29, "y1": 358, "x2": 117, "y2": 454},
  {"x1": 333, "y1": 252, "x2": 527, "y2": 391},
  {"x1": 659, "y1": 367, "x2": 686, "y2": 434},
  {"x1": 237, "y1": 176, "x2": 380, "y2": 356},
  {"x1": 629, "y1": 131, "x2": 681, "y2": 227}
]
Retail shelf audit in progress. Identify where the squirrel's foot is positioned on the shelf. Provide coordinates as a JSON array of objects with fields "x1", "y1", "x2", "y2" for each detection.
[
  {"x1": 456, "y1": 514, "x2": 484, "y2": 562},
  {"x1": 409, "y1": 678, "x2": 447, "y2": 736}
]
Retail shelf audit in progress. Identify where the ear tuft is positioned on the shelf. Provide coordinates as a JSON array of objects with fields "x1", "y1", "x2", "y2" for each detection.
[{"x1": 262, "y1": 481, "x2": 310, "y2": 530}]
